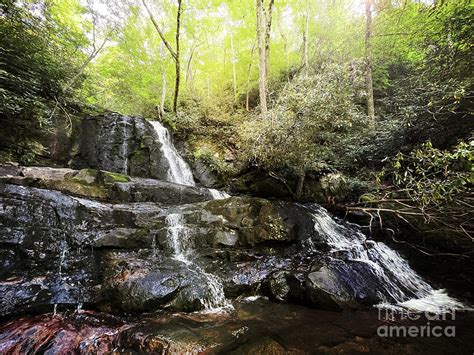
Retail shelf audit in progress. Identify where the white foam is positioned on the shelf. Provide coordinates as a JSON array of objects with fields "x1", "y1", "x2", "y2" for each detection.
[{"x1": 150, "y1": 121, "x2": 195, "y2": 186}]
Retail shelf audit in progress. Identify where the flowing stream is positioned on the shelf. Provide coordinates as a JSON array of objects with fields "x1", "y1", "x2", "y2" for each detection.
[
  {"x1": 165, "y1": 213, "x2": 227, "y2": 310},
  {"x1": 148, "y1": 120, "x2": 463, "y2": 313},
  {"x1": 304, "y1": 204, "x2": 465, "y2": 312}
]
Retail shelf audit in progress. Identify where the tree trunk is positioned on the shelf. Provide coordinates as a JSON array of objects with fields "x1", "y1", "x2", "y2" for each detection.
[
  {"x1": 173, "y1": 0, "x2": 182, "y2": 113},
  {"x1": 365, "y1": 0, "x2": 375, "y2": 128},
  {"x1": 256, "y1": 0, "x2": 267, "y2": 114},
  {"x1": 277, "y1": 9, "x2": 290, "y2": 82},
  {"x1": 66, "y1": 28, "x2": 113, "y2": 91},
  {"x1": 159, "y1": 42, "x2": 166, "y2": 118},
  {"x1": 263, "y1": 0, "x2": 274, "y2": 81},
  {"x1": 160, "y1": 67, "x2": 166, "y2": 118},
  {"x1": 142, "y1": 0, "x2": 180, "y2": 113},
  {"x1": 295, "y1": 173, "x2": 305, "y2": 200},
  {"x1": 186, "y1": 43, "x2": 198, "y2": 95}
]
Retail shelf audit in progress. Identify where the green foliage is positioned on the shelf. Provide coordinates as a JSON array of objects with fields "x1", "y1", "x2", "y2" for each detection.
[
  {"x1": 243, "y1": 61, "x2": 365, "y2": 176},
  {"x1": 382, "y1": 140, "x2": 473, "y2": 208},
  {"x1": 0, "y1": 0, "x2": 88, "y2": 161}
]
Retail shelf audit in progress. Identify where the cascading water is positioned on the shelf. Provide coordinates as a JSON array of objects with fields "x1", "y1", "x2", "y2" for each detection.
[
  {"x1": 149, "y1": 121, "x2": 231, "y2": 198},
  {"x1": 304, "y1": 204, "x2": 465, "y2": 312},
  {"x1": 53, "y1": 240, "x2": 69, "y2": 315},
  {"x1": 166, "y1": 213, "x2": 191, "y2": 264},
  {"x1": 165, "y1": 213, "x2": 227, "y2": 310},
  {"x1": 149, "y1": 121, "x2": 196, "y2": 186},
  {"x1": 120, "y1": 122, "x2": 129, "y2": 174},
  {"x1": 209, "y1": 188, "x2": 230, "y2": 200}
]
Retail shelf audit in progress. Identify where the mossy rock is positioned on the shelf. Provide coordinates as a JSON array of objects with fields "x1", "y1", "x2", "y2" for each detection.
[
  {"x1": 101, "y1": 171, "x2": 131, "y2": 184},
  {"x1": 205, "y1": 197, "x2": 296, "y2": 246},
  {"x1": 66, "y1": 169, "x2": 101, "y2": 185},
  {"x1": 40, "y1": 179, "x2": 108, "y2": 199}
]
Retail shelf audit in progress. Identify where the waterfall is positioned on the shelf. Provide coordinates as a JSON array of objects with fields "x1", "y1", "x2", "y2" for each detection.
[
  {"x1": 209, "y1": 188, "x2": 230, "y2": 200},
  {"x1": 149, "y1": 121, "x2": 195, "y2": 186},
  {"x1": 165, "y1": 213, "x2": 227, "y2": 310},
  {"x1": 120, "y1": 122, "x2": 129, "y2": 174},
  {"x1": 305, "y1": 204, "x2": 465, "y2": 312},
  {"x1": 166, "y1": 213, "x2": 191, "y2": 264}
]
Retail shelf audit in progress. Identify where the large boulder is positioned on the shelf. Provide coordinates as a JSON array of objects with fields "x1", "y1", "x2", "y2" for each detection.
[{"x1": 71, "y1": 113, "x2": 172, "y2": 180}]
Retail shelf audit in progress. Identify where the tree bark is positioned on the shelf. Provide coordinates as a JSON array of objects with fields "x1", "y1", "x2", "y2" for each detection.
[
  {"x1": 256, "y1": 0, "x2": 268, "y2": 114},
  {"x1": 295, "y1": 173, "x2": 305, "y2": 200},
  {"x1": 365, "y1": 0, "x2": 375, "y2": 128},
  {"x1": 159, "y1": 43, "x2": 166, "y2": 118},
  {"x1": 186, "y1": 42, "x2": 199, "y2": 95},
  {"x1": 142, "y1": 0, "x2": 181, "y2": 113},
  {"x1": 263, "y1": 0, "x2": 274, "y2": 81},
  {"x1": 173, "y1": 0, "x2": 182, "y2": 113}
]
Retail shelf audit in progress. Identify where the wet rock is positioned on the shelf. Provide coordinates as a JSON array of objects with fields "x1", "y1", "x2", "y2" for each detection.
[
  {"x1": 249, "y1": 177, "x2": 291, "y2": 198},
  {"x1": 215, "y1": 230, "x2": 239, "y2": 246},
  {"x1": 71, "y1": 113, "x2": 172, "y2": 180},
  {"x1": 192, "y1": 158, "x2": 219, "y2": 187},
  {"x1": 101, "y1": 251, "x2": 222, "y2": 312},
  {"x1": 0, "y1": 177, "x2": 431, "y2": 316},
  {"x1": 263, "y1": 271, "x2": 291, "y2": 302},
  {"x1": 303, "y1": 261, "x2": 384, "y2": 310},
  {"x1": 0, "y1": 166, "x2": 215, "y2": 205},
  {"x1": 111, "y1": 177, "x2": 214, "y2": 205},
  {"x1": 204, "y1": 197, "x2": 297, "y2": 246},
  {"x1": 305, "y1": 266, "x2": 353, "y2": 310}
]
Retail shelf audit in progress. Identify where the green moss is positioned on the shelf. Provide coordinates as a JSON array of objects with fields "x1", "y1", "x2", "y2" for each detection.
[
  {"x1": 68, "y1": 169, "x2": 101, "y2": 185},
  {"x1": 42, "y1": 179, "x2": 108, "y2": 199},
  {"x1": 102, "y1": 171, "x2": 131, "y2": 184}
]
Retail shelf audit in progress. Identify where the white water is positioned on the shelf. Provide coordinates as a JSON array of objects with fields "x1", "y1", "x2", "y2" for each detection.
[
  {"x1": 305, "y1": 204, "x2": 465, "y2": 313},
  {"x1": 120, "y1": 122, "x2": 129, "y2": 174},
  {"x1": 209, "y1": 188, "x2": 230, "y2": 200},
  {"x1": 150, "y1": 121, "x2": 195, "y2": 186},
  {"x1": 165, "y1": 213, "x2": 227, "y2": 310}
]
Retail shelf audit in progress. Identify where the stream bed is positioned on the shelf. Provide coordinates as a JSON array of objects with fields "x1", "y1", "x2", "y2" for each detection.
[{"x1": 1, "y1": 298, "x2": 473, "y2": 354}]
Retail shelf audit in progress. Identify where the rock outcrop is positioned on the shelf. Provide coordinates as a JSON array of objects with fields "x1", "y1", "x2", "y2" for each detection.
[
  {"x1": 71, "y1": 113, "x2": 174, "y2": 181},
  {"x1": 0, "y1": 166, "x2": 447, "y2": 316}
]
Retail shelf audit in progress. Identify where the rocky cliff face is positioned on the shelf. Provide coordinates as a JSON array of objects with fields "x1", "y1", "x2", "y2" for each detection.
[{"x1": 71, "y1": 113, "x2": 176, "y2": 181}]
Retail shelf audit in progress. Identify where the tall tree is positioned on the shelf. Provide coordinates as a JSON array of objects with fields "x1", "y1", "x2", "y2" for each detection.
[
  {"x1": 159, "y1": 41, "x2": 166, "y2": 118},
  {"x1": 365, "y1": 0, "x2": 375, "y2": 127},
  {"x1": 263, "y1": 0, "x2": 274, "y2": 81},
  {"x1": 174, "y1": 0, "x2": 182, "y2": 113},
  {"x1": 256, "y1": 0, "x2": 268, "y2": 114},
  {"x1": 142, "y1": 0, "x2": 182, "y2": 113},
  {"x1": 255, "y1": 0, "x2": 274, "y2": 114}
]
